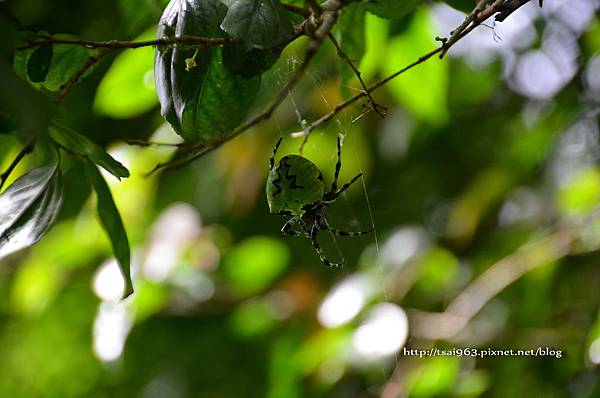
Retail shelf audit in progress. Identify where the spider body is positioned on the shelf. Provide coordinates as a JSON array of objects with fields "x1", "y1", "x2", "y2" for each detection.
[
  {"x1": 266, "y1": 137, "x2": 373, "y2": 267},
  {"x1": 267, "y1": 155, "x2": 325, "y2": 216}
]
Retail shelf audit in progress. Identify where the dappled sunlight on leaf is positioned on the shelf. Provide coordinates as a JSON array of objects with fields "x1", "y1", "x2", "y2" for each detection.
[{"x1": 94, "y1": 29, "x2": 158, "y2": 119}]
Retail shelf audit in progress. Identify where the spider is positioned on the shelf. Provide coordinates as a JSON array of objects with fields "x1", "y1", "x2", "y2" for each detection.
[{"x1": 266, "y1": 136, "x2": 374, "y2": 267}]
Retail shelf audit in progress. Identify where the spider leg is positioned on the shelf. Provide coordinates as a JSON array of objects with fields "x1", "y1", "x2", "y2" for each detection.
[
  {"x1": 327, "y1": 227, "x2": 374, "y2": 237},
  {"x1": 331, "y1": 136, "x2": 342, "y2": 193},
  {"x1": 281, "y1": 217, "x2": 310, "y2": 238},
  {"x1": 310, "y1": 223, "x2": 345, "y2": 268},
  {"x1": 269, "y1": 137, "x2": 283, "y2": 170},
  {"x1": 317, "y1": 215, "x2": 373, "y2": 237},
  {"x1": 334, "y1": 172, "x2": 362, "y2": 198}
]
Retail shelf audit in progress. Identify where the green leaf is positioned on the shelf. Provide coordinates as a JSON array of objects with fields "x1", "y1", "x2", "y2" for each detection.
[
  {"x1": 84, "y1": 160, "x2": 133, "y2": 298},
  {"x1": 155, "y1": 0, "x2": 261, "y2": 142},
  {"x1": 14, "y1": 34, "x2": 96, "y2": 92},
  {"x1": 0, "y1": 164, "x2": 63, "y2": 259},
  {"x1": 94, "y1": 29, "x2": 158, "y2": 119},
  {"x1": 49, "y1": 122, "x2": 129, "y2": 179},
  {"x1": 366, "y1": 0, "x2": 422, "y2": 19},
  {"x1": 0, "y1": 165, "x2": 55, "y2": 232},
  {"x1": 27, "y1": 43, "x2": 53, "y2": 83},
  {"x1": 382, "y1": 9, "x2": 448, "y2": 125},
  {"x1": 221, "y1": 0, "x2": 295, "y2": 51},
  {"x1": 222, "y1": 45, "x2": 279, "y2": 78}
]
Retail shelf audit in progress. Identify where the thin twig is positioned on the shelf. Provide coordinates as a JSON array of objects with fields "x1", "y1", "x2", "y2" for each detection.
[
  {"x1": 0, "y1": 137, "x2": 36, "y2": 191},
  {"x1": 123, "y1": 138, "x2": 184, "y2": 148},
  {"x1": 18, "y1": 35, "x2": 233, "y2": 50},
  {"x1": 327, "y1": 33, "x2": 386, "y2": 118}
]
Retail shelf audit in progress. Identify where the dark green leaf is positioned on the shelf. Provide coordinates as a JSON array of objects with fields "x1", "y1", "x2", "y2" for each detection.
[
  {"x1": 366, "y1": 0, "x2": 422, "y2": 19},
  {"x1": 84, "y1": 159, "x2": 133, "y2": 298},
  {"x1": 49, "y1": 122, "x2": 130, "y2": 179},
  {"x1": 0, "y1": 164, "x2": 63, "y2": 259},
  {"x1": 14, "y1": 34, "x2": 96, "y2": 91},
  {"x1": 27, "y1": 43, "x2": 53, "y2": 83},
  {"x1": 223, "y1": 45, "x2": 279, "y2": 78},
  {"x1": 221, "y1": 0, "x2": 294, "y2": 51},
  {"x1": 155, "y1": 0, "x2": 260, "y2": 142}
]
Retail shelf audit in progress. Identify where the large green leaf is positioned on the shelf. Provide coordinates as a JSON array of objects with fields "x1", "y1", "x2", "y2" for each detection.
[
  {"x1": 14, "y1": 34, "x2": 96, "y2": 92},
  {"x1": 94, "y1": 29, "x2": 158, "y2": 119},
  {"x1": 0, "y1": 164, "x2": 63, "y2": 259},
  {"x1": 155, "y1": 0, "x2": 260, "y2": 142},
  {"x1": 179, "y1": 48, "x2": 260, "y2": 141},
  {"x1": 221, "y1": 0, "x2": 294, "y2": 51},
  {"x1": 84, "y1": 160, "x2": 133, "y2": 298},
  {"x1": 366, "y1": 0, "x2": 422, "y2": 19},
  {"x1": 222, "y1": 45, "x2": 279, "y2": 78},
  {"x1": 49, "y1": 122, "x2": 129, "y2": 179}
]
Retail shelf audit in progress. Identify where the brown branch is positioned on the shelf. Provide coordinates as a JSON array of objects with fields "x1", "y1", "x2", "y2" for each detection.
[
  {"x1": 18, "y1": 35, "x2": 235, "y2": 105},
  {"x1": 0, "y1": 137, "x2": 36, "y2": 191},
  {"x1": 18, "y1": 35, "x2": 233, "y2": 50},
  {"x1": 440, "y1": 0, "x2": 537, "y2": 58},
  {"x1": 123, "y1": 138, "x2": 184, "y2": 148}
]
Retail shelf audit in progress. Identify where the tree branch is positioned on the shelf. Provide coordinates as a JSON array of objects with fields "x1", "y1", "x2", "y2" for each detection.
[
  {"x1": 18, "y1": 35, "x2": 233, "y2": 50},
  {"x1": 440, "y1": 0, "x2": 538, "y2": 58}
]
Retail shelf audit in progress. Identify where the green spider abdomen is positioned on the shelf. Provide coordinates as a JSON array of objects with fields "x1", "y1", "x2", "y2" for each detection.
[{"x1": 266, "y1": 155, "x2": 325, "y2": 216}]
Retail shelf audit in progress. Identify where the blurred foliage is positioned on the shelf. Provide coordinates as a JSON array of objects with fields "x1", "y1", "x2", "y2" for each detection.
[{"x1": 0, "y1": 0, "x2": 600, "y2": 397}]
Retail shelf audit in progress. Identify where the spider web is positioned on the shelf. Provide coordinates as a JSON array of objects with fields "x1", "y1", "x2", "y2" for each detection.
[
  {"x1": 304, "y1": 52, "x2": 397, "y2": 374},
  {"x1": 276, "y1": 43, "x2": 385, "y2": 273},
  {"x1": 272, "y1": 43, "x2": 395, "y2": 379}
]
